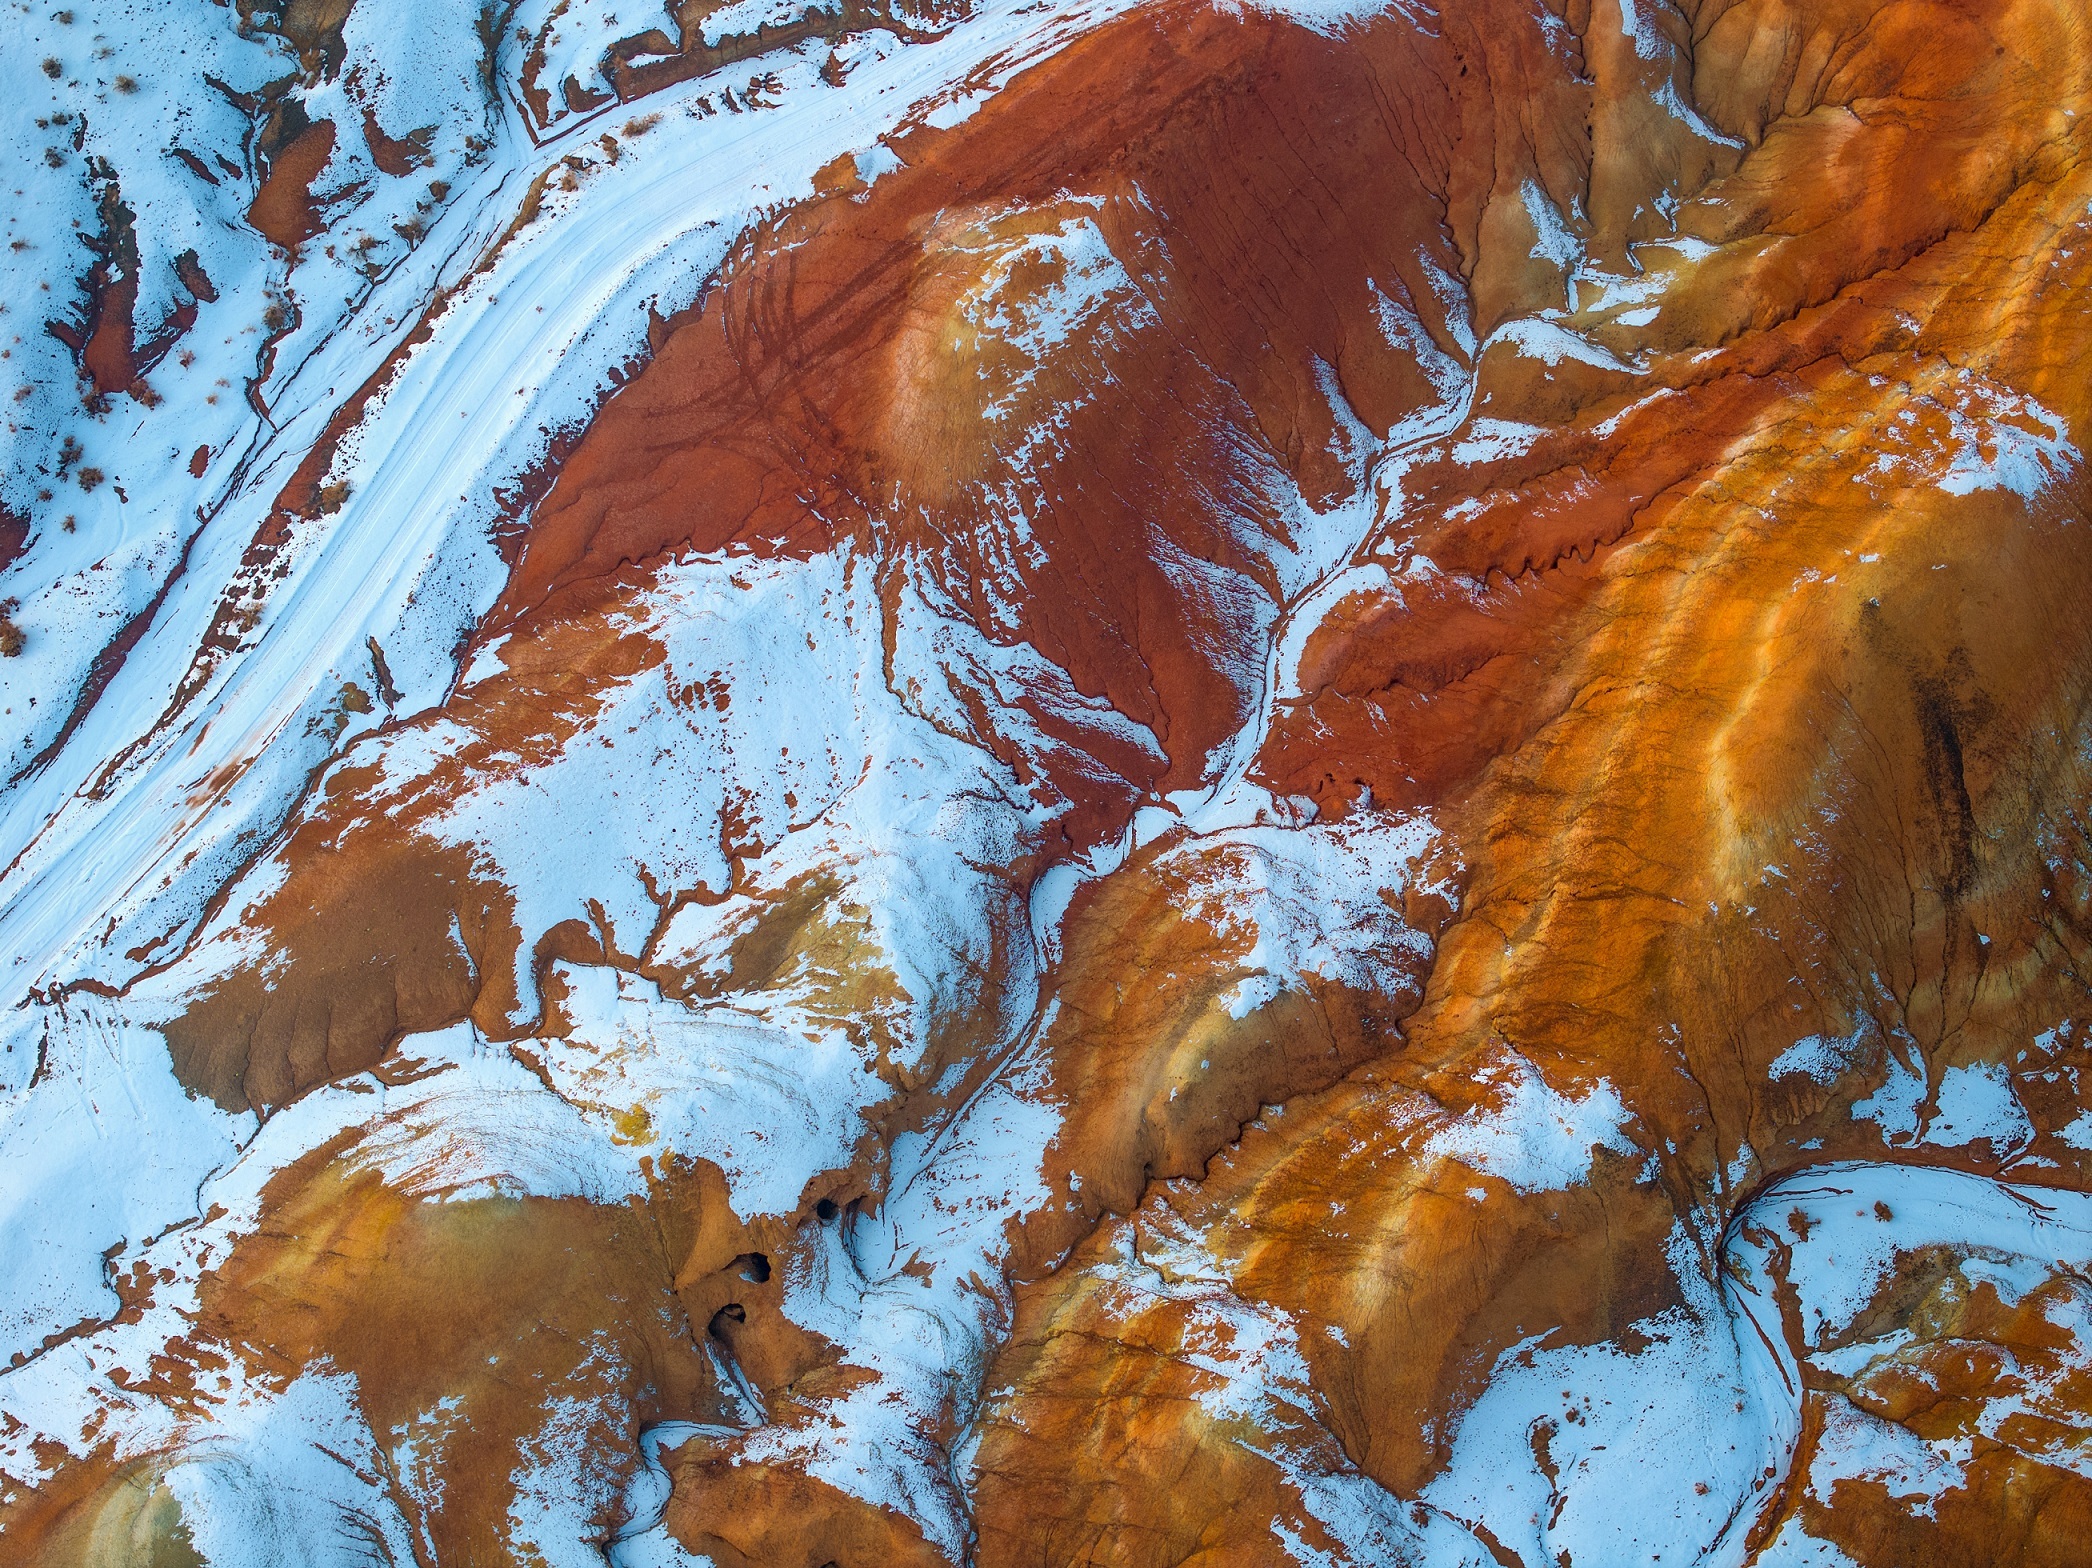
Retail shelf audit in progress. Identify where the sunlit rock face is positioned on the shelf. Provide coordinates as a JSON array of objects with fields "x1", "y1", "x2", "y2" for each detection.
[{"x1": 1, "y1": 0, "x2": 2090, "y2": 1562}]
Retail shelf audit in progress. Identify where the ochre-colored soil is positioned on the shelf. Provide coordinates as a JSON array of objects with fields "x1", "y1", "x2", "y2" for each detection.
[{"x1": 17, "y1": 0, "x2": 2092, "y2": 1561}]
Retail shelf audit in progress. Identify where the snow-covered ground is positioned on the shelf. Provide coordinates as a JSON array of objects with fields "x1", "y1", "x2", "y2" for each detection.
[
  {"x1": 0, "y1": 0, "x2": 1168, "y2": 1554},
  {"x1": 2, "y1": 0, "x2": 2084, "y2": 1563},
  {"x1": 0, "y1": 0, "x2": 1467, "y2": 1559},
  {"x1": 0, "y1": 0, "x2": 1183, "y2": 1027}
]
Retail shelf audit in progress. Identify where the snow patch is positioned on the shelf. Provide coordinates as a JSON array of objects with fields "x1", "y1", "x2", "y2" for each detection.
[
  {"x1": 1429, "y1": 1223, "x2": 1794, "y2": 1568},
  {"x1": 1491, "y1": 316, "x2": 1632, "y2": 372},
  {"x1": 1424, "y1": 1050, "x2": 1634, "y2": 1194},
  {"x1": 1923, "y1": 1060, "x2": 2033, "y2": 1156},
  {"x1": 1521, "y1": 179, "x2": 1582, "y2": 271},
  {"x1": 1770, "y1": 1027, "x2": 1867, "y2": 1086}
]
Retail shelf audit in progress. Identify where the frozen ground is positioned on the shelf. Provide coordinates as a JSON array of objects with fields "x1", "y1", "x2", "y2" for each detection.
[{"x1": 0, "y1": 0, "x2": 2086, "y2": 1564}]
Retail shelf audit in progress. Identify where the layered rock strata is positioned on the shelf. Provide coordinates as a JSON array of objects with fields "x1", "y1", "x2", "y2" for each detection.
[{"x1": 0, "y1": 0, "x2": 2089, "y2": 1564}]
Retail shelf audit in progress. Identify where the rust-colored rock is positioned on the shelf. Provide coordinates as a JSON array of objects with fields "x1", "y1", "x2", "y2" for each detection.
[
  {"x1": 7, "y1": 0, "x2": 2092, "y2": 1563},
  {"x1": 246, "y1": 119, "x2": 337, "y2": 251}
]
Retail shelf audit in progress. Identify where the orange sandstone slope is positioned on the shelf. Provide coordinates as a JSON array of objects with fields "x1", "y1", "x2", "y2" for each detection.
[{"x1": 5, "y1": 0, "x2": 2092, "y2": 1564}]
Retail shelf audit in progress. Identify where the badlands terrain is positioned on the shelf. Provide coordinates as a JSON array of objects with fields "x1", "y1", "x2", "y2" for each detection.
[{"x1": 1, "y1": 0, "x2": 2090, "y2": 1562}]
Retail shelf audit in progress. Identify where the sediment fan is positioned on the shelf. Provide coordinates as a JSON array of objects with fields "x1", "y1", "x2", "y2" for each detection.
[{"x1": 0, "y1": 0, "x2": 2088, "y2": 1562}]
